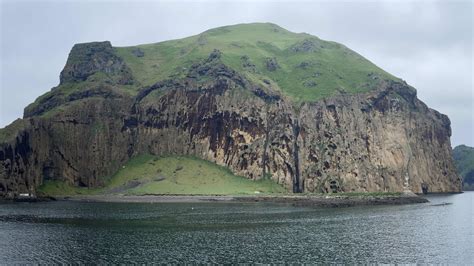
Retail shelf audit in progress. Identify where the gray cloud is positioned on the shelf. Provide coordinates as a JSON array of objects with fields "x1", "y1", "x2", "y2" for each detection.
[{"x1": 1, "y1": 0, "x2": 472, "y2": 146}]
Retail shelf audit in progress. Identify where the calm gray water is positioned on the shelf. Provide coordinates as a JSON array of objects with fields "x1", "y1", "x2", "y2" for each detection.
[{"x1": 0, "y1": 193, "x2": 473, "y2": 264}]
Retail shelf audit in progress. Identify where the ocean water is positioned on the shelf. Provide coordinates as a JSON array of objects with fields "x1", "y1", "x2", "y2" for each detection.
[{"x1": 0, "y1": 192, "x2": 472, "y2": 264}]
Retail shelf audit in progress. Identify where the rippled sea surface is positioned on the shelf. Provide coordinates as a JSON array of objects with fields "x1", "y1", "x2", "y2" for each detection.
[{"x1": 0, "y1": 192, "x2": 473, "y2": 264}]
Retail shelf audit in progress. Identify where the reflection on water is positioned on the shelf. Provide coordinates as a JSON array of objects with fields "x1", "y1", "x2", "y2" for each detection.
[{"x1": 0, "y1": 192, "x2": 472, "y2": 264}]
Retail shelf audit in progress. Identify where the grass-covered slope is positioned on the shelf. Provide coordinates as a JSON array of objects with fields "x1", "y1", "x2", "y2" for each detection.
[
  {"x1": 116, "y1": 22, "x2": 398, "y2": 102},
  {"x1": 453, "y1": 145, "x2": 474, "y2": 190},
  {"x1": 38, "y1": 155, "x2": 286, "y2": 196},
  {"x1": 0, "y1": 119, "x2": 28, "y2": 143},
  {"x1": 22, "y1": 22, "x2": 401, "y2": 118}
]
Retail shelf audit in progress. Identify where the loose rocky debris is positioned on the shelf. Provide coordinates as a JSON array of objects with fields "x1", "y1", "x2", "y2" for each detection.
[
  {"x1": 290, "y1": 38, "x2": 323, "y2": 53},
  {"x1": 241, "y1": 55, "x2": 257, "y2": 73},
  {"x1": 265, "y1": 57, "x2": 279, "y2": 71},
  {"x1": 303, "y1": 80, "x2": 318, "y2": 87},
  {"x1": 131, "y1": 48, "x2": 144, "y2": 57}
]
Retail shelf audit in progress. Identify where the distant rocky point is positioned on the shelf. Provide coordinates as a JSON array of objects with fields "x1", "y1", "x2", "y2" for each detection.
[{"x1": 453, "y1": 145, "x2": 474, "y2": 190}]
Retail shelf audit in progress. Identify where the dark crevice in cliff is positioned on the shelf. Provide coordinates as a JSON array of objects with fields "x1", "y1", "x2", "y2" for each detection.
[
  {"x1": 262, "y1": 109, "x2": 271, "y2": 179},
  {"x1": 15, "y1": 132, "x2": 32, "y2": 167},
  {"x1": 54, "y1": 148, "x2": 79, "y2": 173},
  {"x1": 292, "y1": 118, "x2": 302, "y2": 193}
]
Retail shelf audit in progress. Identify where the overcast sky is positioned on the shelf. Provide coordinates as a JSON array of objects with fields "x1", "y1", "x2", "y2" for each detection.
[{"x1": 1, "y1": 0, "x2": 472, "y2": 146}]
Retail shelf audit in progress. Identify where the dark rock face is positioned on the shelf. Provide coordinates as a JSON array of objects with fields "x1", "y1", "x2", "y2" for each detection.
[
  {"x1": 0, "y1": 45, "x2": 462, "y2": 198},
  {"x1": 59, "y1": 41, "x2": 134, "y2": 85},
  {"x1": 0, "y1": 94, "x2": 133, "y2": 198},
  {"x1": 296, "y1": 83, "x2": 461, "y2": 193}
]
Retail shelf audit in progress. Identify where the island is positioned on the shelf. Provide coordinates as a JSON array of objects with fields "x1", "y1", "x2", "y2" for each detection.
[{"x1": 0, "y1": 23, "x2": 460, "y2": 205}]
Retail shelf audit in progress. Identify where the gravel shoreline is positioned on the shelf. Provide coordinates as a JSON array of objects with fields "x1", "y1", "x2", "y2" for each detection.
[{"x1": 56, "y1": 192, "x2": 429, "y2": 207}]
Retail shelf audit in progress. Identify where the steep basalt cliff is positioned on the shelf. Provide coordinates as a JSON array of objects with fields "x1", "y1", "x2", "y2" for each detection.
[{"x1": 0, "y1": 23, "x2": 461, "y2": 198}]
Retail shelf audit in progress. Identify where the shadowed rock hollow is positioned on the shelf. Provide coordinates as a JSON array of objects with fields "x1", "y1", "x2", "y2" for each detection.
[{"x1": 0, "y1": 23, "x2": 462, "y2": 198}]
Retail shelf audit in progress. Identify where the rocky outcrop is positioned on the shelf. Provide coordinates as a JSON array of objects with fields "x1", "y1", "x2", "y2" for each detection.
[
  {"x1": 296, "y1": 83, "x2": 460, "y2": 193},
  {"x1": 265, "y1": 57, "x2": 280, "y2": 71},
  {"x1": 59, "y1": 41, "x2": 134, "y2": 85},
  {"x1": 290, "y1": 38, "x2": 324, "y2": 53},
  {"x1": 0, "y1": 44, "x2": 462, "y2": 199},
  {"x1": 0, "y1": 91, "x2": 133, "y2": 198}
]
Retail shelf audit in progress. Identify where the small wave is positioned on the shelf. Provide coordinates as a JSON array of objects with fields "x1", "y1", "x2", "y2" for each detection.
[{"x1": 430, "y1": 202, "x2": 452, "y2": 206}]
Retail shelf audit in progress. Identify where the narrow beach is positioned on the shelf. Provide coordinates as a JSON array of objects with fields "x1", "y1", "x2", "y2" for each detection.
[{"x1": 57, "y1": 193, "x2": 429, "y2": 207}]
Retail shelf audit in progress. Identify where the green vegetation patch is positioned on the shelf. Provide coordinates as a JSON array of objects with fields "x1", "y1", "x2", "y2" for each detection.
[
  {"x1": 38, "y1": 154, "x2": 286, "y2": 196},
  {"x1": 106, "y1": 155, "x2": 286, "y2": 195},
  {"x1": 37, "y1": 180, "x2": 101, "y2": 196},
  {"x1": 453, "y1": 145, "x2": 474, "y2": 190},
  {"x1": 0, "y1": 119, "x2": 28, "y2": 143},
  {"x1": 24, "y1": 78, "x2": 137, "y2": 119}
]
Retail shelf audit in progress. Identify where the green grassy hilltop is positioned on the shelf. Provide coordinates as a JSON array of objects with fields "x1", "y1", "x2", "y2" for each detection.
[
  {"x1": 21, "y1": 22, "x2": 400, "y2": 117},
  {"x1": 115, "y1": 22, "x2": 398, "y2": 102}
]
